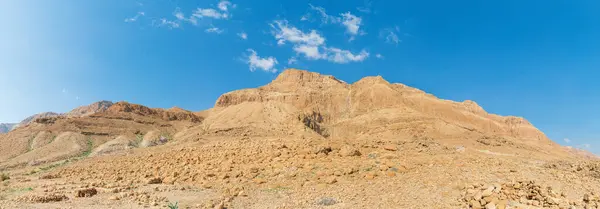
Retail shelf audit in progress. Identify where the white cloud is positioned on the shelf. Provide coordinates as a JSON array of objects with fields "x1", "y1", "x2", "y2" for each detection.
[
  {"x1": 375, "y1": 54, "x2": 384, "y2": 59},
  {"x1": 193, "y1": 8, "x2": 229, "y2": 19},
  {"x1": 293, "y1": 45, "x2": 325, "y2": 60},
  {"x1": 305, "y1": 5, "x2": 363, "y2": 40},
  {"x1": 271, "y1": 20, "x2": 325, "y2": 46},
  {"x1": 308, "y1": 4, "x2": 341, "y2": 24},
  {"x1": 287, "y1": 57, "x2": 298, "y2": 65},
  {"x1": 205, "y1": 27, "x2": 224, "y2": 34},
  {"x1": 238, "y1": 32, "x2": 248, "y2": 40},
  {"x1": 173, "y1": 9, "x2": 197, "y2": 25},
  {"x1": 218, "y1": 1, "x2": 235, "y2": 11},
  {"x1": 300, "y1": 14, "x2": 311, "y2": 21},
  {"x1": 246, "y1": 49, "x2": 278, "y2": 73},
  {"x1": 564, "y1": 138, "x2": 571, "y2": 143},
  {"x1": 324, "y1": 47, "x2": 369, "y2": 64},
  {"x1": 125, "y1": 12, "x2": 145, "y2": 23},
  {"x1": 341, "y1": 12, "x2": 362, "y2": 36},
  {"x1": 174, "y1": 11, "x2": 185, "y2": 20},
  {"x1": 156, "y1": 18, "x2": 180, "y2": 29},
  {"x1": 270, "y1": 20, "x2": 369, "y2": 64},
  {"x1": 270, "y1": 20, "x2": 325, "y2": 46}
]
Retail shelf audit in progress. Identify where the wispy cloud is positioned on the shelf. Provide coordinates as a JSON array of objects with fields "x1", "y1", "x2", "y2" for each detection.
[
  {"x1": 205, "y1": 27, "x2": 224, "y2": 34},
  {"x1": 155, "y1": 18, "x2": 180, "y2": 29},
  {"x1": 375, "y1": 54, "x2": 384, "y2": 59},
  {"x1": 564, "y1": 138, "x2": 571, "y2": 143},
  {"x1": 287, "y1": 57, "x2": 298, "y2": 65},
  {"x1": 324, "y1": 47, "x2": 369, "y2": 64},
  {"x1": 381, "y1": 26, "x2": 401, "y2": 45},
  {"x1": 341, "y1": 12, "x2": 363, "y2": 39},
  {"x1": 124, "y1": 12, "x2": 145, "y2": 23},
  {"x1": 237, "y1": 32, "x2": 248, "y2": 40},
  {"x1": 246, "y1": 49, "x2": 278, "y2": 73},
  {"x1": 271, "y1": 20, "x2": 325, "y2": 46},
  {"x1": 304, "y1": 5, "x2": 363, "y2": 41},
  {"x1": 357, "y1": 0, "x2": 373, "y2": 14},
  {"x1": 173, "y1": 8, "x2": 197, "y2": 25},
  {"x1": 308, "y1": 4, "x2": 341, "y2": 24},
  {"x1": 193, "y1": 8, "x2": 228, "y2": 19},
  {"x1": 218, "y1": 1, "x2": 235, "y2": 12},
  {"x1": 194, "y1": 0, "x2": 235, "y2": 20},
  {"x1": 293, "y1": 45, "x2": 325, "y2": 60}
]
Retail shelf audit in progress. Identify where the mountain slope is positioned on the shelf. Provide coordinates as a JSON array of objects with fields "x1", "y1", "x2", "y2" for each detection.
[{"x1": 214, "y1": 69, "x2": 551, "y2": 145}]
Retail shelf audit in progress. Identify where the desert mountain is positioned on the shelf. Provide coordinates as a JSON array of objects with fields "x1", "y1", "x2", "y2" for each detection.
[
  {"x1": 1, "y1": 69, "x2": 597, "y2": 209},
  {"x1": 208, "y1": 69, "x2": 552, "y2": 147},
  {"x1": 18, "y1": 112, "x2": 62, "y2": 127},
  {"x1": 0, "y1": 123, "x2": 17, "y2": 133},
  {"x1": 65, "y1": 100, "x2": 114, "y2": 117},
  {"x1": 0, "y1": 101, "x2": 201, "y2": 169}
]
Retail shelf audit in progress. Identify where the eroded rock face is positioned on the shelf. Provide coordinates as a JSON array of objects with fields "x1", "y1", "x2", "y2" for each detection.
[{"x1": 212, "y1": 69, "x2": 550, "y2": 142}]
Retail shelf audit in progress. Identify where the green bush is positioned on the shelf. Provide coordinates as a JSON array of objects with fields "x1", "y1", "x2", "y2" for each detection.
[{"x1": 167, "y1": 201, "x2": 179, "y2": 209}]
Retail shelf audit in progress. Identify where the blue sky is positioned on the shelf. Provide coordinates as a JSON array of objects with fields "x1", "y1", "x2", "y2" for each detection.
[{"x1": 1, "y1": 0, "x2": 599, "y2": 152}]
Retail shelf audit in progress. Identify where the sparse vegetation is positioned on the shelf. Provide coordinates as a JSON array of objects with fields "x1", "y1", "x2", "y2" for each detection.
[
  {"x1": 27, "y1": 136, "x2": 35, "y2": 152},
  {"x1": 49, "y1": 135, "x2": 57, "y2": 144},
  {"x1": 81, "y1": 137, "x2": 93, "y2": 157},
  {"x1": 1, "y1": 173, "x2": 9, "y2": 181},
  {"x1": 135, "y1": 133, "x2": 144, "y2": 146},
  {"x1": 167, "y1": 201, "x2": 179, "y2": 209}
]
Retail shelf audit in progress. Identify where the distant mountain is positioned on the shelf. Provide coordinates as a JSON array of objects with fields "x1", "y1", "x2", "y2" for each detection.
[
  {"x1": 0, "y1": 123, "x2": 17, "y2": 133},
  {"x1": 66, "y1": 100, "x2": 114, "y2": 117},
  {"x1": 18, "y1": 112, "x2": 62, "y2": 126}
]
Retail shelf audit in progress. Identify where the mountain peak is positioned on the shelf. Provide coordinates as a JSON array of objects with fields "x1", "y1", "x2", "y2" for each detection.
[
  {"x1": 66, "y1": 100, "x2": 114, "y2": 117},
  {"x1": 272, "y1": 68, "x2": 346, "y2": 87}
]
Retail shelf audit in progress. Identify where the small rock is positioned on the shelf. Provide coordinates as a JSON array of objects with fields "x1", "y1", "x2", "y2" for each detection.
[
  {"x1": 383, "y1": 145, "x2": 398, "y2": 151},
  {"x1": 253, "y1": 178, "x2": 267, "y2": 184},
  {"x1": 76, "y1": 188, "x2": 98, "y2": 197},
  {"x1": 482, "y1": 186, "x2": 494, "y2": 197},
  {"x1": 316, "y1": 197, "x2": 337, "y2": 206},
  {"x1": 339, "y1": 146, "x2": 361, "y2": 157},
  {"x1": 485, "y1": 202, "x2": 496, "y2": 209},
  {"x1": 326, "y1": 177, "x2": 337, "y2": 184},
  {"x1": 109, "y1": 196, "x2": 120, "y2": 200},
  {"x1": 470, "y1": 199, "x2": 482, "y2": 209},
  {"x1": 474, "y1": 191, "x2": 483, "y2": 200},
  {"x1": 147, "y1": 177, "x2": 162, "y2": 184}
]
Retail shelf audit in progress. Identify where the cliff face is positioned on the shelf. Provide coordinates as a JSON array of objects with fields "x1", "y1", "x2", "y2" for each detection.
[{"x1": 214, "y1": 68, "x2": 549, "y2": 142}]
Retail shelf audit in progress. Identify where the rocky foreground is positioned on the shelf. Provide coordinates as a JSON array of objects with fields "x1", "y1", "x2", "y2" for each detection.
[{"x1": 0, "y1": 69, "x2": 599, "y2": 209}]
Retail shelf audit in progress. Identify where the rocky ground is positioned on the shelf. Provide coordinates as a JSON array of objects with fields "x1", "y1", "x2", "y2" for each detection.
[{"x1": 1, "y1": 135, "x2": 600, "y2": 209}]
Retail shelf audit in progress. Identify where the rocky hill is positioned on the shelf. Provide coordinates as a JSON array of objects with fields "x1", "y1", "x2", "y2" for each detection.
[
  {"x1": 65, "y1": 100, "x2": 114, "y2": 117},
  {"x1": 18, "y1": 112, "x2": 63, "y2": 127},
  {"x1": 0, "y1": 69, "x2": 598, "y2": 209}
]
